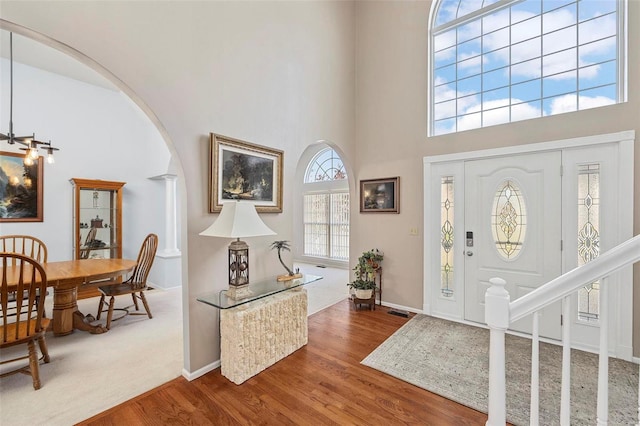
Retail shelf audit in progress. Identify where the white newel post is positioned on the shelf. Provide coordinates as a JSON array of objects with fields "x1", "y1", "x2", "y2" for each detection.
[{"x1": 485, "y1": 277, "x2": 510, "y2": 426}]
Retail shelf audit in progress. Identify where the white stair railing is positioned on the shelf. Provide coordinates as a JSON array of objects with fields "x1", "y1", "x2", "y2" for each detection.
[{"x1": 485, "y1": 234, "x2": 640, "y2": 426}]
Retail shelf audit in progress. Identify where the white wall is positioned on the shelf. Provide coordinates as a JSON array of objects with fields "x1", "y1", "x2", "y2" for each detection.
[{"x1": 0, "y1": 56, "x2": 172, "y2": 264}]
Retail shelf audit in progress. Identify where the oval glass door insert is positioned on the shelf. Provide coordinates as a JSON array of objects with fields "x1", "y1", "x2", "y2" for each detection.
[{"x1": 491, "y1": 180, "x2": 527, "y2": 259}]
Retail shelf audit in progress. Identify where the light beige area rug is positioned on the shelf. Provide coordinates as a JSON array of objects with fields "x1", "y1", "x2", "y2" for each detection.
[
  {"x1": 0, "y1": 287, "x2": 183, "y2": 426},
  {"x1": 362, "y1": 314, "x2": 638, "y2": 426}
]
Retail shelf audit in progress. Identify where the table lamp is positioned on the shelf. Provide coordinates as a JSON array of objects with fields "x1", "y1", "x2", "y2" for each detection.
[{"x1": 199, "y1": 201, "x2": 276, "y2": 299}]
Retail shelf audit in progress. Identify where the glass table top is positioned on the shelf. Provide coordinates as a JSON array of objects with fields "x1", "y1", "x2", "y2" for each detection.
[{"x1": 197, "y1": 274, "x2": 322, "y2": 309}]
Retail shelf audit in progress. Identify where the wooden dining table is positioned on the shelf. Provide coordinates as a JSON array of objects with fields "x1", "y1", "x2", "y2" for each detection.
[{"x1": 4, "y1": 258, "x2": 137, "y2": 336}]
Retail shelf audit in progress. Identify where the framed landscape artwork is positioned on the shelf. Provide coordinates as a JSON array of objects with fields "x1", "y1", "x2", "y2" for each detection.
[
  {"x1": 0, "y1": 151, "x2": 44, "y2": 222},
  {"x1": 209, "y1": 133, "x2": 284, "y2": 213},
  {"x1": 360, "y1": 176, "x2": 399, "y2": 213}
]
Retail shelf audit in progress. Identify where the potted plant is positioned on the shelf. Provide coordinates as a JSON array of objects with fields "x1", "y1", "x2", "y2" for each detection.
[
  {"x1": 353, "y1": 260, "x2": 376, "y2": 282},
  {"x1": 347, "y1": 278, "x2": 377, "y2": 299},
  {"x1": 359, "y1": 248, "x2": 384, "y2": 269},
  {"x1": 348, "y1": 248, "x2": 384, "y2": 299}
]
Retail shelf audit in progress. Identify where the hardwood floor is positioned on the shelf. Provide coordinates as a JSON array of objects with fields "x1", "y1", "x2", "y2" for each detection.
[{"x1": 78, "y1": 299, "x2": 488, "y2": 425}]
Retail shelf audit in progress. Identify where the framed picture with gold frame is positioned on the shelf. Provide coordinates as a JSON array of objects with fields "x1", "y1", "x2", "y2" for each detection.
[
  {"x1": 208, "y1": 133, "x2": 283, "y2": 213},
  {"x1": 360, "y1": 176, "x2": 399, "y2": 213},
  {"x1": 0, "y1": 151, "x2": 44, "y2": 222}
]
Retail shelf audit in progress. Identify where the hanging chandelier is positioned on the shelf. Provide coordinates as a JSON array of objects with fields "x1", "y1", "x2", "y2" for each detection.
[{"x1": 0, "y1": 32, "x2": 60, "y2": 164}]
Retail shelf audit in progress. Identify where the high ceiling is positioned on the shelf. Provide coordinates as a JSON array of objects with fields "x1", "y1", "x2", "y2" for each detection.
[{"x1": 0, "y1": 30, "x2": 117, "y2": 91}]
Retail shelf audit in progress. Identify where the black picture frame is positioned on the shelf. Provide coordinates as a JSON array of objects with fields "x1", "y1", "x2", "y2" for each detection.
[{"x1": 360, "y1": 177, "x2": 399, "y2": 213}]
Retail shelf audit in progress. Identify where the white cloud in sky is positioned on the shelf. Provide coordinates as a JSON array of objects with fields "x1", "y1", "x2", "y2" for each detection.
[
  {"x1": 458, "y1": 54, "x2": 483, "y2": 70},
  {"x1": 548, "y1": 94, "x2": 615, "y2": 115},
  {"x1": 435, "y1": 93, "x2": 615, "y2": 135},
  {"x1": 433, "y1": 76, "x2": 479, "y2": 119}
]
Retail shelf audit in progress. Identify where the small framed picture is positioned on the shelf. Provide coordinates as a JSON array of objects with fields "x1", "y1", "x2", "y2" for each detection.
[
  {"x1": 0, "y1": 151, "x2": 44, "y2": 222},
  {"x1": 360, "y1": 177, "x2": 399, "y2": 213}
]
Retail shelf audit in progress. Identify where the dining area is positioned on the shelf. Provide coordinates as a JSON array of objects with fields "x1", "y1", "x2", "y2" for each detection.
[
  {"x1": 0, "y1": 253, "x2": 182, "y2": 426},
  {"x1": 1, "y1": 233, "x2": 159, "y2": 392}
]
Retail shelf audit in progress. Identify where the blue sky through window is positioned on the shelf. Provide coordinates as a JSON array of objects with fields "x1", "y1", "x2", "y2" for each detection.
[{"x1": 432, "y1": 0, "x2": 620, "y2": 135}]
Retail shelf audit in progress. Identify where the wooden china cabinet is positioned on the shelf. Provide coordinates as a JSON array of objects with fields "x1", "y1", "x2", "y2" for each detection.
[{"x1": 70, "y1": 178, "x2": 125, "y2": 261}]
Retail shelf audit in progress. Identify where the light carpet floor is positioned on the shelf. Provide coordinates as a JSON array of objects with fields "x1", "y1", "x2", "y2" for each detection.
[
  {"x1": 295, "y1": 262, "x2": 349, "y2": 316},
  {"x1": 362, "y1": 314, "x2": 638, "y2": 426},
  {"x1": 0, "y1": 287, "x2": 183, "y2": 426}
]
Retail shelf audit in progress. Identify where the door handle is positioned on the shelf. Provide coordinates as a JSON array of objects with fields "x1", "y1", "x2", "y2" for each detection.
[{"x1": 466, "y1": 251, "x2": 473, "y2": 256}]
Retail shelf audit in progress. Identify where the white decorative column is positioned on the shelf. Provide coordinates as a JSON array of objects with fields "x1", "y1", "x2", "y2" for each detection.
[
  {"x1": 150, "y1": 174, "x2": 180, "y2": 256},
  {"x1": 220, "y1": 289, "x2": 308, "y2": 385},
  {"x1": 148, "y1": 174, "x2": 181, "y2": 289}
]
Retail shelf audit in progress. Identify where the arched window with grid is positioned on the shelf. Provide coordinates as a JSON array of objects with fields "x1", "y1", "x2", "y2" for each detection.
[
  {"x1": 429, "y1": 0, "x2": 626, "y2": 136},
  {"x1": 303, "y1": 148, "x2": 349, "y2": 261}
]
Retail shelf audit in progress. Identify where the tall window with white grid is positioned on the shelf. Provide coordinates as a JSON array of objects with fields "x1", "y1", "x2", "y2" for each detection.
[
  {"x1": 303, "y1": 148, "x2": 349, "y2": 261},
  {"x1": 430, "y1": 0, "x2": 625, "y2": 136}
]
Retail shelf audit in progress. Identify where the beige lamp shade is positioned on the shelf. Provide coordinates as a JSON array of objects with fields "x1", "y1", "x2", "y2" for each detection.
[{"x1": 199, "y1": 201, "x2": 276, "y2": 239}]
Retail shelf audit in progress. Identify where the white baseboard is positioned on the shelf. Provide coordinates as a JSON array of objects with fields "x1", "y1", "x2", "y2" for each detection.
[
  {"x1": 617, "y1": 344, "x2": 633, "y2": 362},
  {"x1": 381, "y1": 301, "x2": 423, "y2": 315},
  {"x1": 182, "y1": 360, "x2": 221, "y2": 381}
]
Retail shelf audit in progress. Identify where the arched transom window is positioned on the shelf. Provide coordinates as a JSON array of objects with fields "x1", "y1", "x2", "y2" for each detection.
[
  {"x1": 430, "y1": 0, "x2": 625, "y2": 136},
  {"x1": 304, "y1": 148, "x2": 347, "y2": 183}
]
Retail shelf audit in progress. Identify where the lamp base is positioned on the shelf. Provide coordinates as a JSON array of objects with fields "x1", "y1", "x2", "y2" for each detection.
[{"x1": 226, "y1": 284, "x2": 253, "y2": 300}]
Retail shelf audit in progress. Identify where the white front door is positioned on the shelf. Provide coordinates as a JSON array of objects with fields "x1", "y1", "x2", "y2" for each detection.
[{"x1": 463, "y1": 151, "x2": 562, "y2": 339}]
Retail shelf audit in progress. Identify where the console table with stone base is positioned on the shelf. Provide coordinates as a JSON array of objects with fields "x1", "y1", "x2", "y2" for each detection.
[
  {"x1": 220, "y1": 288, "x2": 308, "y2": 384},
  {"x1": 197, "y1": 274, "x2": 321, "y2": 385}
]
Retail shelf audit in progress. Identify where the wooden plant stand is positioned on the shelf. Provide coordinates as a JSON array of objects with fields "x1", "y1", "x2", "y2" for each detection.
[{"x1": 350, "y1": 294, "x2": 375, "y2": 311}]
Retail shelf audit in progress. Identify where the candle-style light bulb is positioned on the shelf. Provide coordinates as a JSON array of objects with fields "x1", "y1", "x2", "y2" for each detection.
[{"x1": 46, "y1": 146, "x2": 55, "y2": 164}]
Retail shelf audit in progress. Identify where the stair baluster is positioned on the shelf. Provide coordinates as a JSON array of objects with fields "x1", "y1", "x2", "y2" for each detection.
[
  {"x1": 530, "y1": 311, "x2": 540, "y2": 425},
  {"x1": 597, "y1": 279, "x2": 609, "y2": 426},
  {"x1": 485, "y1": 235, "x2": 640, "y2": 426}
]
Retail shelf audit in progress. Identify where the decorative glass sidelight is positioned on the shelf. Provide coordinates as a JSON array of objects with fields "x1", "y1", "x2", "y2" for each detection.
[
  {"x1": 577, "y1": 164, "x2": 601, "y2": 322},
  {"x1": 440, "y1": 176, "x2": 454, "y2": 297},
  {"x1": 491, "y1": 180, "x2": 527, "y2": 260}
]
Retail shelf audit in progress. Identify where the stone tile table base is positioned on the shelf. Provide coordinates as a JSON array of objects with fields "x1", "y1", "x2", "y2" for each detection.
[{"x1": 220, "y1": 289, "x2": 308, "y2": 384}]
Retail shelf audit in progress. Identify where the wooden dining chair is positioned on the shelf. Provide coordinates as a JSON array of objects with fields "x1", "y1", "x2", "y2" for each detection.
[
  {"x1": 79, "y1": 227, "x2": 97, "y2": 259},
  {"x1": 96, "y1": 234, "x2": 158, "y2": 330},
  {"x1": 0, "y1": 252, "x2": 51, "y2": 390},
  {"x1": 0, "y1": 235, "x2": 48, "y2": 263},
  {"x1": 0, "y1": 235, "x2": 49, "y2": 316}
]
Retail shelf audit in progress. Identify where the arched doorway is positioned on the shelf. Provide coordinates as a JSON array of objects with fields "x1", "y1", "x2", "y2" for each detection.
[{"x1": 0, "y1": 22, "x2": 187, "y2": 423}]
